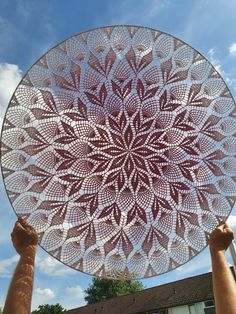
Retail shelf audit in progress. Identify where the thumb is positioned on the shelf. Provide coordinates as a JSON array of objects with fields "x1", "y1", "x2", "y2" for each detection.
[
  {"x1": 15, "y1": 221, "x2": 26, "y2": 232},
  {"x1": 217, "y1": 221, "x2": 226, "y2": 231}
]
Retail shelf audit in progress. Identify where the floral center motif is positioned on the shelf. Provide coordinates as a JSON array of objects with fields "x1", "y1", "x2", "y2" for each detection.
[{"x1": 87, "y1": 109, "x2": 164, "y2": 191}]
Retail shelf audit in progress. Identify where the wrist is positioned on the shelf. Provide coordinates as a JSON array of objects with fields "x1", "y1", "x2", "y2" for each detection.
[
  {"x1": 210, "y1": 248, "x2": 228, "y2": 267},
  {"x1": 209, "y1": 244, "x2": 226, "y2": 255},
  {"x1": 20, "y1": 245, "x2": 37, "y2": 258}
]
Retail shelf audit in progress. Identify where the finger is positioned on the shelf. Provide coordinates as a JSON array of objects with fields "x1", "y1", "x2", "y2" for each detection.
[
  {"x1": 16, "y1": 218, "x2": 33, "y2": 232},
  {"x1": 14, "y1": 220, "x2": 20, "y2": 228},
  {"x1": 225, "y1": 228, "x2": 234, "y2": 237},
  {"x1": 15, "y1": 221, "x2": 27, "y2": 232},
  {"x1": 223, "y1": 222, "x2": 230, "y2": 229},
  {"x1": 19, "y1": 219, "x2": 28, "y2": 229},
  {"x1": 17, "y1": 217, "x2": 27, "y2": 228},
  {"x1": 217, "y1": 223, "x2": 225, "y2": 231},
  {"x1": 26, "y1": 223, "x2": 34, "y2": 230},
  {"x1": 21, "y1": 220, "x2": 34, "y2": 231},
  {"x1": 224, "y1": 226, "x2": 233, "y2": 232},
  {"x1": 218, "y1": 220, "x2": 225, "y2": 226},
  {"x1": 228, "y1": 233, "x2": 234, "y2": 242},
  {"x1": 24, "y1": 224, "x2": 35, "y2": 234}
]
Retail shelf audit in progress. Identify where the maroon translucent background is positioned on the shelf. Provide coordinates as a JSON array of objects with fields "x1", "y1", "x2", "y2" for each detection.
[{"x1": 1, "y1": 26, "x2": 236, "y2": 279}]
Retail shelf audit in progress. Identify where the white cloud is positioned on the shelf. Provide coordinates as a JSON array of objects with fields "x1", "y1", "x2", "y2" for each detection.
[
  {"x1": 207, "y1": 48, "x2": 236, "y2": 91},
  {"x1": 65, "y1": 285, "x2": 85, "y2": 301},
  {"x1": 225, "y1": 76, "x2": 236, "y2": 91},
  {"x1": 0, "y1": 63, "x2": 22, "y2": 130},
  {"x1": 207, "y1": 48, "x2": 222, "y2": 73},
  {"x1": 229, "y1": 43, "x2": 236, "y2": 56},
  {"x1": 32, "y1": 287, "x2": 55, "y2": 310},
  {"x1": 35, "y1": 287, "x2": 55, "y2": 299},
  {"x1": 33, "y1": 253, "x2": 86, "y2": 311},
  {"x1": 62, "y1": 286, "x2": 86, "y2": 311},
  {"x1": 0, "y1": 255, "x2": 19, "y2": 277},
  {"x1": 36, "y1": 254, "x2": 75, "y2": 277}
]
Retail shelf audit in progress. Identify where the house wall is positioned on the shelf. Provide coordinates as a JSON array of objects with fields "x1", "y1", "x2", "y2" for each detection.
[
  {"x1": 170, "y1": 305, "x2": 190, "y2": 314},
  {"x1": 195, "y1": 302, "x2": 205, "y2": 313},
  {"x1": 169, "y1": 301, "x2": 205, "y2": 314}
]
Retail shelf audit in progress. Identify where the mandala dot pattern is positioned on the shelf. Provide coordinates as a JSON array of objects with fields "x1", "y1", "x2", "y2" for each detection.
[{"x1": 1, "y1": 26, "x2": 236, "y2": 279}]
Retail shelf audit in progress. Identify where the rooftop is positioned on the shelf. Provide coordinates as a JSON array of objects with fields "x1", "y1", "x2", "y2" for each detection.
[{"x1": 67, "y1": 268, "x2": 235, "y2": 314}]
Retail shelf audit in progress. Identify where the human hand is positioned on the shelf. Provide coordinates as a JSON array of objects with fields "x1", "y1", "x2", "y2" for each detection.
[
  {"x1": 11, "y1": 218, "x2": 38, "y2": 255},
  {"x1": 209, "y1": 221, "x2": 234, "y2": 254}
]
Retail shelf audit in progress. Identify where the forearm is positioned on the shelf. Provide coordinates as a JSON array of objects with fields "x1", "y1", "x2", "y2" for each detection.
[
  {"x1": 3, "y1": 246, "x2": 36, "y2": 314},
  {"x1": 211, "y1": 249, "x2": 236, "y2": 314}
]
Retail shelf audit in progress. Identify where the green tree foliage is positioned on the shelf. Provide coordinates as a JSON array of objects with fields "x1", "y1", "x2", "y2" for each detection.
[
  {"x1": 31, "y1": 303, "x2": 66, "y2": 314},
  {"x1": 85, "y1": 277, "x2": 144, "y2": 304}
]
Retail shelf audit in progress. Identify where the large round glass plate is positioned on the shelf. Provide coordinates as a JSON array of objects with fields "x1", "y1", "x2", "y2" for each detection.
[{"x1": 1, "y1": 26, "x2": 236, "y2": 279}]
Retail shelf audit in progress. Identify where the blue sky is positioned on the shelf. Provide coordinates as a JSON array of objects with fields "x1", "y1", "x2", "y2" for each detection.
[{"x1": 0, "y1": 0, "x2": 236, "y2": 311}]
